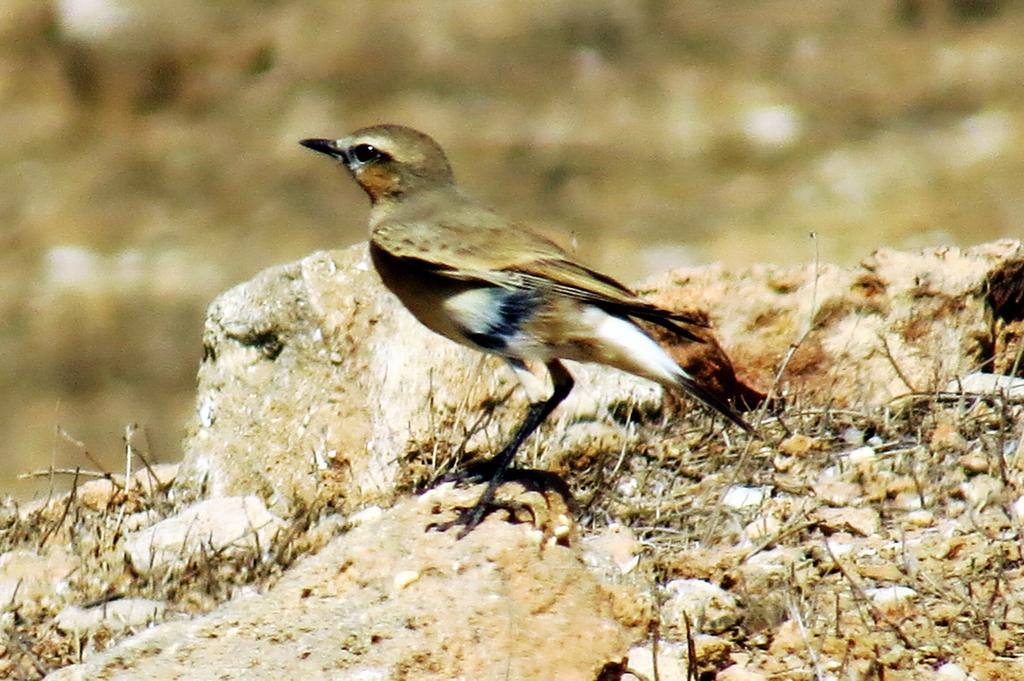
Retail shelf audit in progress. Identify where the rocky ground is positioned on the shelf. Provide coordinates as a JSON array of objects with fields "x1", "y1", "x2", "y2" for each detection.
[
  {"x1": 3, "y1": 377, "x2": 1024, "y2": 679},
  {"x1": 2, "y1": 241, "x2": 1023, "y2": 680}
]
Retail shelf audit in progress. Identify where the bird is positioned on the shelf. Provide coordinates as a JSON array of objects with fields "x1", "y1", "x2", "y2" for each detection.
[{"x1": 300, "y1": 124, "x2": 752, "y2": 536}]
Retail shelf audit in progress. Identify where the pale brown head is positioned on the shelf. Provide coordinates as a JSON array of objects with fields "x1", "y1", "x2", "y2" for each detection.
[{"x1": 300, "y1": 124, "x2": 454, "y2": 204}]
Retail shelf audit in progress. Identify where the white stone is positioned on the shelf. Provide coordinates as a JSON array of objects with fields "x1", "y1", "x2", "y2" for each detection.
[
  {"x1": 841, "y1": 427, "x2": 864, "y2": 445},
  {"x1": 960, "y1": 474, "x2": 1002, "y2": 508},
  {"x1": 0, "y1": 549, "x2": 77, "y2": 608},
  {"x1": 844, "y1": 446, "x2": 876, "y2": 463},
  {"x1": 825, "y1": 538, "x2": 854, "y2": 557},
  {"x1": 56, "y1": 599, "x2": 165, "y2": 634},
  {"x1": 663, "y1": 579, "x2": 740, "y2": 634},
  {"x1": 627, "y1": 642, "x2": 687, "y2": 681},
  {"x1": 124, "y1": 496, "x2": 285, "y2": 573},
  {"x1": 350, "y1": 506, "x2": 384, "y2": 525},
  {"x1": 392, "y1": 570, "x2": 420, "y2": 590},
  {"x1": 744, "y1": 511, "x2": 781, "y2": 542},
  {"x1": 904, "y1": 510, "x2": 935, "y2": 527},
  {"x1": 936, "y1": 662, "x2": 972, "y2": 681},
  {"x1": 721, "y1": 486, "x2": 767, "y2": 510},
  {"x1": 946, "y1": 372, "x2": 1024, "y2": 396},
  {"x1": 865, "y1": 585, "x2": 917, "y2": 608}
]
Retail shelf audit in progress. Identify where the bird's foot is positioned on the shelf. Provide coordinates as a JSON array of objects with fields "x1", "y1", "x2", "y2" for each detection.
[
  {"x1": 427, "y1": 496, "x2": 536, "y2": 539},
  {"x1": 426, "y1": 469, "x2": 578, "y2": 540}
]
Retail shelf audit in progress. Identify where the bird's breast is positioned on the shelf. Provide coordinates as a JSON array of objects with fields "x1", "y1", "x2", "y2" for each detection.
[
  {"x1": 369, "y1": 240, "x2": 553, "y2": 360},
  {"x1": 369, "y1": 241, "x2": 472, "y2": 344}
]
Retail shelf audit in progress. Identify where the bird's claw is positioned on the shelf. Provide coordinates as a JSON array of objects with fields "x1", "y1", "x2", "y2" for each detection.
[{"x1": 427, "y1": 497, "x2": 536, "y2": 539}]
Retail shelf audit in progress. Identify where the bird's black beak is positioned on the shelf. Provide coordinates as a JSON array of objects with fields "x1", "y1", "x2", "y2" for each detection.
[{"x1": 299, "y1": 138, "x2": 347, "y2": 163}]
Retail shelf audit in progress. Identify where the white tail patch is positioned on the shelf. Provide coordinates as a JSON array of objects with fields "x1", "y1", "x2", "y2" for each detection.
[{"x1": 586, "y1": 307, "x2": 689, "y2": 387}]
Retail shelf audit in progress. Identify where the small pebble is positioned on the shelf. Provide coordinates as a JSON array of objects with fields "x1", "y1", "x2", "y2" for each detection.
[
  {"x1": 931, "y1": 422, "x2": 967, "y2": 453},
  {"x1": 935, "y1": 662, "x2": 970, "y2": 681},
  {"x1": 813, "y1": 480, "x2": 861, "y2": 506},
  {"x1": 904, "y1": 510, "x2": 935, "y2": 527},
  {"x1": 663, "y1": 579, "x2": 740, "y2": 634},
  {"x1": 845, "y1": 446, "x2": 876, "y2": 463},
  {"x1": 77, "y1": 479, "x2": 119, "y2": 511},
  {"x1": 553, "y1": 514, "x2": 572, "y2": 539},
  {"x1": 959, "y1": 452, "x2": 989, "y2": 474},
  {"x1": 722, "y1": 486, "x2": 767, "y2": 510},
  {"x1": 841, "y1": 427, "x2": 865, "y2": 446},
  {"x1": 349, "y1": 506, "x2": 383, "y2": 525},
  {"x1": 866, "y1": 585, "x2": 917, "y2": 608},
  {"x1": 778, "y1": 434, "x2": 818, "y2": 456},
  {"x1": 583, "y1": 524, "x2": 640, "y2": 574},
  {"x1": 960, "y1": 474, "x2": 1002, "y2": 508},
  {"x1": 946, "y1": 372, "x2": 1024, "y2": 396},
  {"x1": 811, "y1": 507, "x2": 880, "y2": 536},
  {"x1": 392, "y1": 570, "x2": 419, "y2": 590},
  {"x1": 825, "y1": 539, "x2": 854, "y2": 557},
  {"x1": 892, "y1": 491, "x2": 923, "y2": 511}
]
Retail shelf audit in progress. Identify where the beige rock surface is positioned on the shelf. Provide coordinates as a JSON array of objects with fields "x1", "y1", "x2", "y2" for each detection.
[
  {"x1": 178, "y1": 240, "x2": 1022, "y2": 516},
  {"x1": 123, "y1": 495, "x2": 286, "y2": 573},
  {"x1": 45, "y1": 486, "x2": 639, "y2": 681},
  {"x1": 645, "y1": 239, "x2": 1024, "y2": 404}
]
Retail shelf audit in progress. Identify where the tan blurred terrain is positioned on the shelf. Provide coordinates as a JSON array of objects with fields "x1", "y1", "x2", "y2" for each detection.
[{"x1": 3, "y1": 0, "x2": 1023, "y2": 498}]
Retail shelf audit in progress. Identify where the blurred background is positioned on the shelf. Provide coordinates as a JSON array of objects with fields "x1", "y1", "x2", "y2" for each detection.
[{"x1": 3, "y1": 0, "x2": 1023, "y2": 499}]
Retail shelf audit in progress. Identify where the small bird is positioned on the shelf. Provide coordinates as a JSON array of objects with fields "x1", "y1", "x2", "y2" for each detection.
[{"x1": 300, "y1": 124, "x2": 752, "y2": 536}]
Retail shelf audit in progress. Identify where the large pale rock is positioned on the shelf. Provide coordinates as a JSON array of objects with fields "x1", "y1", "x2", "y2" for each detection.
[
  {"x1": 56, "y1": 599, "x2": 166, "y2": 635},
  {"x1": 662, "y1": 578, "x2": 741, "y2": 635},
  {"x1": 179, "y1": 245, "x2": 663, "y2": 512},
  {"x1": 179, "y1": 240, "x2": 1023, "y2": 512},
  {"x1": 123, "y1": 495, "x2": 286, "y2": 573},
  {"x1": 0, "y1": 548, "x2": 77, "y2": 614},
  {"x1": 645, "y1": 239, "x2": 1024, "y2": 405},
  {"x1": 45, "y1": 487, "x2": 639, "y2": 681}
]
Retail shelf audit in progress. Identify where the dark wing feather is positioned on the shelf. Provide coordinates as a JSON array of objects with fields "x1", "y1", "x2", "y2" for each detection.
[
  {"x1": 373, "y1": 209, "x2": 708, "y2": 344},
  {"x1": 453, "y1": 259, "x2": 709, "y2": 345}
]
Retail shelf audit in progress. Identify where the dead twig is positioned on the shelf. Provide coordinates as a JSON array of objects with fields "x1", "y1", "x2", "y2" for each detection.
[
  {"x1": 38, "y1": 467, "x2": 80, "y2": 550},
  {"x1": 823, "y1": 539, "x2": 915, "y2": 649}
]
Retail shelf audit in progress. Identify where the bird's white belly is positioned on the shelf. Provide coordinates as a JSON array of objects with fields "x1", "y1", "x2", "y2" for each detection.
[{"x1": 443, "y1": 287, "x2": 551, "y2": 360}]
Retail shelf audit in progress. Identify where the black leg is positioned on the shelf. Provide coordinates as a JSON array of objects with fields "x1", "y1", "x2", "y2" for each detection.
[{"x1": 431, "y1": 360, "x2": 575, "y2": 538}]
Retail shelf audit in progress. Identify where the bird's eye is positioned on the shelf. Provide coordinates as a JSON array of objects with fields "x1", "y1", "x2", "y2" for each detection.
[{"x1": 349, "y1": 144, "x2": 384, "y2": 164}]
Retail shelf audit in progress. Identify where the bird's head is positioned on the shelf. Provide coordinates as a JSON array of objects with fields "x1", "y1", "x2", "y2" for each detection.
[{"x1": 300, "y1": 124, "x2": 454, "y2": 204}]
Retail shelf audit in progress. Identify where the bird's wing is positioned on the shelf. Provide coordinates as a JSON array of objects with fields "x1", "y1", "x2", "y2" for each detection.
[
  {"x1": 373, "y1": 213, "x2": 708, "y2": 341},
  {"x1": 498, "y1": 257, "x2": 709, "y2": 336}
]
